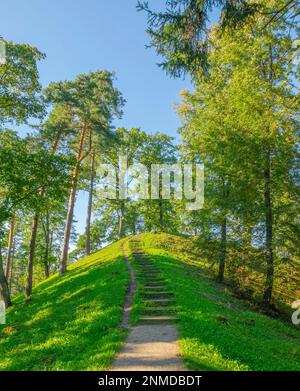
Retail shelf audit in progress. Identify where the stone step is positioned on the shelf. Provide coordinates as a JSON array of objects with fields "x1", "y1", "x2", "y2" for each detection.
[
  {"x1": 143, "y1": 292, "x2": 174, "y2": 297},
  {"x1": 143, "y1": 286, "x2": 165, "y2": 290},
  {"x1": 140, "y1": 307, "x2": 179, "y2": 313},
  {"x1": 137, "y1": 264, "x2": 153, "y2": 268},
  {"x1": 140, "y1": 276, "x2": 162, "y2": 281},
  {"x1": 139, "y1": 316, "x2": 179, "y2": 324},
  {"x1": 139, "y1": 268, "x2": 159, "y2": 272},
  {"x1": 139, "y1": 273, "x2": 162, "y2": 277},
  {"x1": 144, "y1": 281, "x2": 166, "y2": 290},
  {"x1": 143, "y1": 299, "x2": 176, "y2": 306},
  {"x1": 140, "y1": 277, "x2": 165, "y2": 282}
]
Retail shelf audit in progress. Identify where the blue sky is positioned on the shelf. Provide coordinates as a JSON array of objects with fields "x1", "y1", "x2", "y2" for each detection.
[{"x1": 2, "y1": 0, "x2": 193, "y2": 240}]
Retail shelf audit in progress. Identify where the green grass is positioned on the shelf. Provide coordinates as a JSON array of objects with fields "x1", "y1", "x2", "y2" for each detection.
[
  {"x1": 0, "y1": 239, "x2": 129, "y2": 370},
  {"x1": 141, "y1": 233, "x2": 300, "y2": 317},
  {"x1": 1, "y1": 232, "x2": 300, "y2": 371},
  {"x1": 137, "y1": 234, "x2": 300, "y2": 371}
]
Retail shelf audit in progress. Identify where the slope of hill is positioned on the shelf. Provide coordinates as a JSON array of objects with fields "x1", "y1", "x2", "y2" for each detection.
[
  {"x1": 1, "y1": 233, "x2": 300, "y2": 371},
  {"x1": 130, "y1": 233, "x2": 300, "y2": 370},
  {"x1": 0, "y1": 239, "x2": 128, "y2": 370},
  {"x1": 139, "y1": 233, "x2": 300, "y2": 316}
]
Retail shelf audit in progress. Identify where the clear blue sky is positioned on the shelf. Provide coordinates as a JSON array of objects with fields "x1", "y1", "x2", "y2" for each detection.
[{"x1": 2, "y1": 0, "x2": 192, "y2": 240}]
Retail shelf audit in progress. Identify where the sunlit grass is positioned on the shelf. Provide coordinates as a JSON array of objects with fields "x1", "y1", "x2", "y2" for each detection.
[
  {"x1": 0, "y1": 239, "x2": 128, "y2": 371},
  {"x1": 139, "y1": 233, "x2": 300, "y2": 371},
  {"x1": 1, "y1": 233, "x2": 300, "y2": 371}
]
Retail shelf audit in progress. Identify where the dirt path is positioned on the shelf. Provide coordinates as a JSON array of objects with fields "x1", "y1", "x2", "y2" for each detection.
[
  {"x1": 111, "y1": 240, "x2": 186, "y2": 371},
  {"x1": 120, "y1": 241, "x2": 136, "y2": 328},
  {"x1": 111, "y1": 324, "x2": 185, "y2": 371}
]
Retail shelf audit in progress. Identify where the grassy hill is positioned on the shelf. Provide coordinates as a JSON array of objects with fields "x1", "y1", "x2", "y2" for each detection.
[
  {"x1": 1, "y1": 233, "x2": 300, "y2": 371},
  {"x1": 0, "y1": 239, "x2": 128, "y2": 370},
  {"x1": 132, "y1": 234, "x2": 300, "y2": 370},
  {"x1": 139, "y1": 233, "x2": 300, "y2": 316}
]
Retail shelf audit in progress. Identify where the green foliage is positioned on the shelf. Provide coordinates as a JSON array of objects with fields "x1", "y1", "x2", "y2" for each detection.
[
  {"x1": 0, "y1": 40, "x2": 45, "y2": 125},
  {"x1": 177, "y1": 14, "x2": 300, "y2": 303},
  {"x1": 138, "y1": 0, "x2": 299, "y2": 77},
  {"x1": 0, "y1": 130, "x2": 70, "y2": 224},
  {"x1": 140, "y1": 233, "x2": 300, "y2": 316}
]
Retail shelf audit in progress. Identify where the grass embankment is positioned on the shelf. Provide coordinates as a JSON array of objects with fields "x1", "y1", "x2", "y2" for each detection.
[
  {"x1": 136, "y1": 233, "x2": 300, "y2": 371},
  {"x1": 140, "y1": 233, "x2": 300, "y2": 316},
  {"x1": 0, "y1": 239, "x2": 128, "y2": 370},
  {"x1": 1, "y1": 232, "x2": 299, "y2": 371}
]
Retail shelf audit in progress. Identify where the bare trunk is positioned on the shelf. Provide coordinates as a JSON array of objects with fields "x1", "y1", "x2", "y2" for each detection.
[
  {"x1": 158, "y1": 183, "x2": 163, "y2": 230},
  {"x1": 0, "y1": 240, "x2": 11, "y2": 308},
  {"x1": 60, "y1": 122, "x2": 89, "y2": 274},
  {"x1": 42, "y1": 214, "x2": 50, "y2": 279},
  {"x1": 118, "y1": 201, "x2": 125, "y2": 239},
  {"x1": 85, "y1": 151, "x2": 95, "y2": 255},
  {"x1": 262, "y1": 149, "x2": 274, "y2": 309},
  {"x1": 218, "y1": 216, "x2": 227, "y2": 283},
  {"x1": 26, "y1": 138, "x2": 60, "y2": 291},
  {"x1": 5, "y1": 213, "x2": 15, "y2": 280},
  {"x1": 132, "y1": 218, "x2": 136, "y2": 235},
  {"x1": 60, "y1": 164, "x2": 79, "y2": 274},
  {"x1": 9, "y1": 237, "x2": 15, "y2": 292},
  {"x1": 44, "y1": 244, "x2": 50, "y2": 279},
  {"x1": 159, "y1": 199, "x2": 163, "y2": 230},
  {"x1": 25, "y1": 214, "x2": 39, "y2": 299}
]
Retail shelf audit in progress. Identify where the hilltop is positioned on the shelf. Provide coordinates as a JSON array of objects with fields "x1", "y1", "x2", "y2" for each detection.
[{"x1": 1, "y1": 233, "x2": 300, "y2": 371}]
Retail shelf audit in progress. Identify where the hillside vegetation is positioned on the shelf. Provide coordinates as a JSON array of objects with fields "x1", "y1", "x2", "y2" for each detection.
[
  {"x1": 132, "y1": 234, "x2": 300, "y2": 370},
  {"x1": 0, "y1": 240, "x2": 128, "y2": 370},
  {"x1": 1, "y1": 233, "x2": 300, "y2": 371},
  {"x1": 140, "y1": 234, "x2": 300, "y2": 317}
]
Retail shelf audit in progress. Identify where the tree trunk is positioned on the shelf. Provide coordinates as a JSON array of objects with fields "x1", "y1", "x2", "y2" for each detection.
[
  {"x1": 262, "y1": 149, "x2": 274, "y2": 309},
  {"x1": 26, "y1": 138, "x2": 61, "y2": 292},
  {"x1": 0, "y1": 240, "x2": 11, "y2": 308},
  {"x1": 60, "y1": 123, "x2": 88, "y2": 274},
  {"x1": 85, "y1": 151, "x2": 95, "y2": 255},
  {"x1": 158, "y1": 182, "x2": 164, "y2": 230},
  {"x1": 60, "y1": 163, "x2": 79, "y2": 274},
  {"x1": 5, "y1": 213, "x2": 15, "y2": 280},
  {"x1": 218, "y1": 216, "x2": 227, "y2": 283},
  {"x1": 42, "y1": 213, "x2": 50, "y2": 279},
  {"x1": 9, "y1": 237, "x2": 15, "y2": 292},
  {"x1": 118, "y1": 201, "x2": 125, "y2": 239},
  {"x1": 44, "y1": 246, "x2": 50, "y2": 279},
  {"x1": 132, "y1": 217, "x2": 136, "y2": 235},
  {"x1": 25, "y1": 214, "x2": 39, "y2": 299},
  {"x1": 159, "y1": 199, "x2": 163, "y2": 230}
]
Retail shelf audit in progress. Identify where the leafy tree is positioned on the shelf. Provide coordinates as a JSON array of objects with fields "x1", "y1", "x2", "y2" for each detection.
[
  {"x1": 138, "y1": 132, "x2": 178, "y2": 232},
  {"x1": 45, "y1": 71, "x2": 124, "y2": 273},
  {"x1": 0, "y1": 39, "x2": 45, "y2": 125},
  {"x1": 138, "y1": 0, "x2": 299, "y2": 77},
  {"x1": 178, "y1": 16, "x2": 299, "y2": 307},
  {"x1": 23, "y1": 137, "x2": 70, "y2": 299}
]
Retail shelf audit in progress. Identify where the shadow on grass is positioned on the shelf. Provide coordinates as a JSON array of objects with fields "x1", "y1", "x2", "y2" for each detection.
[
  {"x1": 0, "y1": 253, "x2": 129, "y2": 370},
  {"x1": 147, "y1": 252, "x2": 300, "y2": 371}
]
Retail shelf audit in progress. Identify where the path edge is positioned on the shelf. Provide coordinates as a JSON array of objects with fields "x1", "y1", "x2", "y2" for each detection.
[{"x1": 120, "y1": 239, "x2": 136, "y2": 328}]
